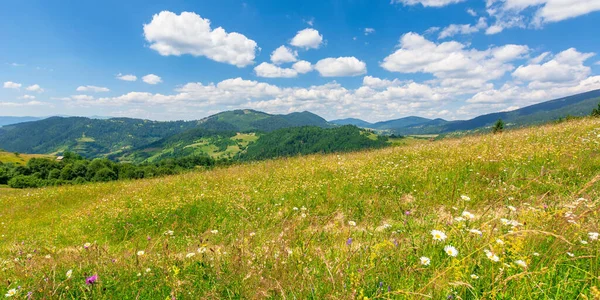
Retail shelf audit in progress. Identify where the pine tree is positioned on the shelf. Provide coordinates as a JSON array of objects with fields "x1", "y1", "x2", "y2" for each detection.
[
  {"x1": 591, "y1": 102, "x2": 600, "y2": 117},
  {"x1": 493, "y1": 119, "x2": 504, "y2": 134}
]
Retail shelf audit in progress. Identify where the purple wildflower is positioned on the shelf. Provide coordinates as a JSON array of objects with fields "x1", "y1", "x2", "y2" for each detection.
[
  {"x1": 85, "y1": 274, "x2": 98, "y2": 285},
  {"x1": 404, "y1": 210, "x2": 411, "y2": 216},
  {"x1": 346, "y1": 238, "x2": 353, "y2": 246}
]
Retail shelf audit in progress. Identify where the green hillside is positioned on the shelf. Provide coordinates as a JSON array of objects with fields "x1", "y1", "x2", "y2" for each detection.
[
  {"x1": 1, "y1": 118, "x2": 599, "y2": 298},
  {"x1": 199, "y1": 109, "x2": 333, "y2": 132},
  {"x1": 0, "y1": 110, "x2": 334, "y2": 159},
  {"x1": 0, "y1": 117, "x2": 197, "y2": 157}
]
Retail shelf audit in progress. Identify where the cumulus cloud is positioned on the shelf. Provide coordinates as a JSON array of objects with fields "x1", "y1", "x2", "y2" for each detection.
[
  {"x1": 485, "y1": 25, "x2": 504, "y2": 35},
  {"x1": 485, "y1": 0, "x2": 600, "y2": 33},
  {"x1": 292, "y1": 60, "x2": 313, "y2": 74},
  {"x1": 362, "y1": 76, "x2": 404, "y2": 89},
  {"x1": 0, "y1": 100, "x2": 48, "y2": 107},
  {"x1": 529, "y1": 52, "x2": 551, "y2": 64},
  {"x1": 254, "y1": 62, "x2": 298, "y2": 78},
  {"x1": 76, "y1": 85, "x2": 110, "y2": 93},
  {"x1": 25, "y1": 84, "x2": 44, "y2": 93},
  {"x1": 381, "y1": 33, "x2": 528, "y2": 82},
  {"x1": 3, "y1": 81, "x2": 21, "y2": 89},
  {"x1": 467, "y1": 8, "x2": 477, "y2": 16},
  {"x1": 143, "y1": 11, "x2": 258, "y2": 67},
  {"x1": 459, "y1": 47, "x2": 600, "y2": 117},
  {"x1": 512, "y1": 48, "x2": 594, "y2": 85},
  {"x1": 439, "y1": 17, "x2": 487, "y2": 39},
  {"x1": 142, "y1": 74, "x2": 162, "y2": 85},
  {"x1": 290, "y1": 28, "x2": 323, "y2": 49},
  {"x1": 116, "y1": 73, "x2": 137, "y2": 81},
  {"x1": 364, "y1": 28, "x2": 375, "y2": 35},
  {"x1": 270, "y1": 46, "x2": 298, "y2": 64},
  {"x1": 314, "y1": 57, "x2": 367, "y2": 77},
  {"x1": 20, "y1": 95, "x2": 36, "y2": 100},
  {"x1": 390, "y1": 0, "x2": 465, "y2": 7}
]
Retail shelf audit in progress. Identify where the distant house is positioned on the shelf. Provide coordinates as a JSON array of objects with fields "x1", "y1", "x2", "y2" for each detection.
[{"x1": 56, "y1": 156, "x2": 64, "y2": 161}]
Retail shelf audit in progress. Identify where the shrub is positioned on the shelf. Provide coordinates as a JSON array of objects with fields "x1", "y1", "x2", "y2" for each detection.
[
  {"x1": 92, "y1": 168, "x2": 117, "y2": 182},
  {"x1": 8, "y1": 175, "x2": 41, "y2": 188}
]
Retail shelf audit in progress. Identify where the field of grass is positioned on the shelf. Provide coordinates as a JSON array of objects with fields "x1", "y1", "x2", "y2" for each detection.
[
  {"x1": 1, "y1": 118, "x2": 600, "y2": 299},
  {"x1": 0, "y1": 151, "x2": 51, "y2": 165}
]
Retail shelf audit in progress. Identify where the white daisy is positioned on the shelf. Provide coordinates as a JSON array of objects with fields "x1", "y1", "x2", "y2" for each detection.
[
  {"x1": 431, "y1": 230, "x2": 447, "y2": 241},
  {"x1": 420, "y1": 256, "x2": 431, "y2": 266},
  {"x1": 444, "y1": 245, "x2": 458, "y2": 257}
]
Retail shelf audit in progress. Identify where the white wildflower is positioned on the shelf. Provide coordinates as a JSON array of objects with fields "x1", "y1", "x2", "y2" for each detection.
[
  {"x1": 444, "y1": 245, "x2": 458, "y2": 257},
  {"x1": 431, "y1": 230, "x2": 447, "y2": 241},
  {"x1": 515, "y1": 260, "x2": 527, "y2": 268}
]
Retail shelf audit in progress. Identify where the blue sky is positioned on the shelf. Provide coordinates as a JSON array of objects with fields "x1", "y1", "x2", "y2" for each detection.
[{"x1": 1, "y1": 0, "x2": 599, "y2": 122}]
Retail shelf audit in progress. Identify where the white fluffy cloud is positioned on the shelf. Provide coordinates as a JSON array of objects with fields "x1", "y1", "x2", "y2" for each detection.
[
  {"x1": 381, "y1": 33, "x2": 528, "y2": 82},
  {"x1": 290, "y1": 28, "x2": 323, "y2": 49},
  {"x1": 254, "y1": 62, "x2": 298, "y2": 78},
  {"x1": 438, "y1": 17, "x2": 487, "y2": 39},
  {"x1": 3, "y1": 81, "x2": 21, "y2": 89},
  {"x1": 20, "y1": 95, "x2": 36, "y2": 100},
  {"x1": 391, "y1": 0, "x2": 465, "y2": 7},
  {"x1": 512, "y1": 48, "x2": 594, "y2": 85},
  {"x1": 117, "y1": 74, "x2": 137, "y2": 81},
  {"x1": 485, "y1": 0, "x2": 600, "y2": 33},
  {"x1": 76, "y1": 85, "x2": 110, "y2": 93},
  {"x1": 364, "y1": 28, "x2": 375, "y2": 35},
  {"x1": 66, "y1": 76, "x2": 456, "y2": 121},
  {"x1": 142, "y1": 74, "x2": 163, "y2": 85},
  {"x1": 292, "y1": 60, "x2": 313, "y2": 74},
  {"x1": 362, "y1": 76, "x2": 404, "y2": 89},
  {"x1": 25, "y1": 84, "x2": 44, "y2": 93},
  {"x1": 314, "y1": 57, "x2": 367, "y2": 77},
  {"x1": 143, "y1": 11, "x2": 258, "y2": 67},
  {"x1": 270, "y1": 46, "x2": 298, "y2": 64},
  {"x1": 0, "y1": 100, "x2": 47, "y2": 107},
  {"x1": 461, "y1": 48, "x2": 600, "y2": 116}
]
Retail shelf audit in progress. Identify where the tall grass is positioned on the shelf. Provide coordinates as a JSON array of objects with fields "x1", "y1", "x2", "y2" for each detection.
[{"x1": 1, "y1": 118, "x2": 600, "y2": 299}]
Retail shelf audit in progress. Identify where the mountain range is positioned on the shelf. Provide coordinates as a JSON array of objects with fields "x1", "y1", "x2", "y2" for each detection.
[
  {"x1": 1, "y1": 89, "x2": 599, "y2": 160},
  {"x1": 331, "y1": 89, "x2": 600, "y2": 135}
]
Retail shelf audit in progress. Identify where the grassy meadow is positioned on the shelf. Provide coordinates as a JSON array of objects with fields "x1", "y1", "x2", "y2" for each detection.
[
  {"x1": 0, "y1": 151, "x2": 51, "y2": 166},
  {"x1": 1, "y1": 118, "x2": 600, "y2": 299}
]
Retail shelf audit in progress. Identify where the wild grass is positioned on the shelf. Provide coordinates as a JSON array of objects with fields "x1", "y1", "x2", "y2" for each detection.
[
  {"x1": 1, "y1": 118, "x2": 600, "y2": 299},
  {"x1": 0, "y1": 151, "x2": 51, "y2": 165}
]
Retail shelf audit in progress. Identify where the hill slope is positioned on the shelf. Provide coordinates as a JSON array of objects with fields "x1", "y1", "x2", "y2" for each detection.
[
  {"x1": 0, "y1": 110, "x2": 334, "y2": 158},
  {"x1": 200, "y1": 109, "x2": 333, "y2": 132},
  {"x1": 0, "y1": 117, "x2": 197, "y2": 157},
  {"x1": 0, "y1": 116, "x2": 44, "y2": 127},
  {"x1": 1, "y1": 118, "x2": 599, "y2": 298},
  {"x1": 332, "y1": 89, "x2": 600, "y2": 135}
]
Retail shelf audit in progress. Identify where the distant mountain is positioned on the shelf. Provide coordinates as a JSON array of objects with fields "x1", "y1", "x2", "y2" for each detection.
[
  {"x1": 331, "y1": 116, "x2": 446, "y2": 131},
  {"x1": 0, "y1": 109, "x2": 335, "y2": 158},
  {"x1": 434, "y1": 89, "x2": 600, "y2": 133},
  {"x1": 333, "y1": 89, "x2": 600, "y2": 135},
  {"x1": 0, "y1": 116, "x2": 44, "y2": 127},
  {"x1": 200, "y1": 109, "x2": 332, "y2": 132},
  {"x1": 0, "y1": 117, "x2": 197, "y2": 157},
  {"x1": 372, "y1": 116, "x2": 441, "y2": 130},
  {"x1": 330, "y1": 118, "x2": 374, "y2": 128}
]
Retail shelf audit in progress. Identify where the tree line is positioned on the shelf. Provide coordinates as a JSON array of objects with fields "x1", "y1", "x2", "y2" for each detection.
[{"x1": 0, "y1": 152, "x2": 216, "y2": 188}]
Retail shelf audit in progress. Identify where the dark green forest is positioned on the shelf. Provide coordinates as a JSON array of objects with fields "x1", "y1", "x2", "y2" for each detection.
[{"x1": 241, "y1": 125, "x2": 388, "y2": 160}]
